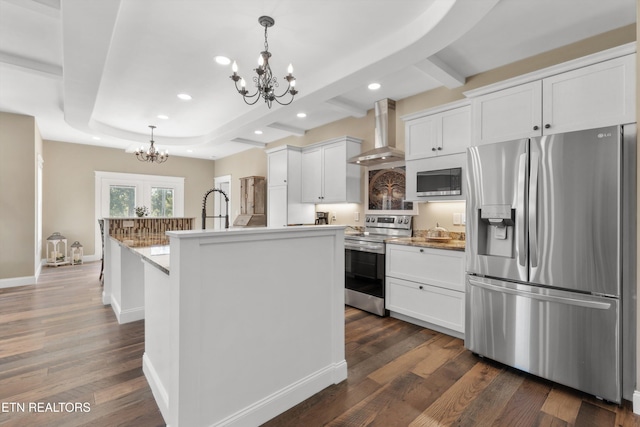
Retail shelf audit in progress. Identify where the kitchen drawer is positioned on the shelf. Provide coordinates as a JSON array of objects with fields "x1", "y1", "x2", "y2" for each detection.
[
  {"x1": 386, "y1": 277, "x2": 465, "y2": 333},
  {"x1": 386, "y1": 244, "x2": 464, "y2": 292}
]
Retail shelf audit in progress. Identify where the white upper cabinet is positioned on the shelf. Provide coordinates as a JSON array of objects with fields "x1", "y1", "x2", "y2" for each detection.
[
  {"x1": 470, "y1": 51, "x2": 636, "y2": 145},
  {"x1": 405, "y1": 115, "x2": 436, "y2": 160},
  {"x1": 267, "y1": 147, "x2": 289, "y2": 185},
  {"x1": 404, "y1": 104, "x2": 471, "y2": 160},
  {"x1": 541, "y1": 54, "x2": 636, "y2": 134},
  {"x1": 301, "y1": 136, "x2": 362, "y2": 204},
  {"x1": 265, "y1": 145, "x2": 314, "y2": 227},
  {"x1": 472, "y1": 81, "x2": 542, "y2": 144},
  {"x1": 301, "y1": 147, "x2": 322, "y2": 202}
]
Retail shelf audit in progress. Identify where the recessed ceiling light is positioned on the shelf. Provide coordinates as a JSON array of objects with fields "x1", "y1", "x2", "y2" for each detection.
[
  {"x1": 92, "y1": 136, "x2": 100, "y2": 140},
  {"x1": 157, "y1": 114, "x2": 169, "y2": 120},
  {"x1": 296, "y1": 112, "x2": 307, "y2": 118},
  {"x1": 368, "y1": 83, "x2": 381, "y2": 90},
  {"x1": 254, "y1": 130, "x2": 263, "y2": 135},
  {"x1": 214, "y1": 56, "x2": 231, "y2": 65},
  {"x1": 177, "y1": 93, "x2": 192, "y2": 100},
  {"x1": 187, "y1": 149, "x2": 194, "y2": 153}
]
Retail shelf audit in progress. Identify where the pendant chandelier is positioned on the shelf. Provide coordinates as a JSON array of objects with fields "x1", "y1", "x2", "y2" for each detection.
[
  {"x1": 134, "y1": 125, "x2": 168, "y2": 164},
  {"x1": 230, "y1": 16, "x2": 298, "y2": 108}
]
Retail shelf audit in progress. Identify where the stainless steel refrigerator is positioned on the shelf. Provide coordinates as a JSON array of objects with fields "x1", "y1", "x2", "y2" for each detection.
[{"x1": 465, "y1": 124, "x2": 636, "y2": 403}]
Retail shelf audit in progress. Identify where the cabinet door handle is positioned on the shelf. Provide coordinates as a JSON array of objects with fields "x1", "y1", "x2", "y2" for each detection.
[
  {"x1": 533, "y1": 125, "x2": 539, "y2": 131},
  {"x1": 431, "y1": 147, "x2": 436, "y2": 151},
  {"x1": 437, "y1": 146, "x2": 442, "y2": 151},
  {"x1": 419, "y1": 248, "x2": 424, "y2": 253},
  {"x1": 544, "y1": 124, "x2": 551, "y2": 129},
  {"x1": 419, "y1": 285, "x2": 424, "y2": 290}
]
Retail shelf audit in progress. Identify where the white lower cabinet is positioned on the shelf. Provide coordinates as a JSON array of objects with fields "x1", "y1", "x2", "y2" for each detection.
[
  {"x1": 386, "y1": 277, "x2": 465, "y2": 333},
  {"x1": 386, "y1": 244, "x2": 465, "y2": 334}
]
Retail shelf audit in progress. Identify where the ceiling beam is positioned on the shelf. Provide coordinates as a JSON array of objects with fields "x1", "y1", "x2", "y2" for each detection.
[
  {"x1": 231, "y1": 138, "x2": 267, "y2": 148},
  {"x1": 267, "y1": 122, "x2": 306, "y2": 137},
  {"x1": 324, "y1": 97, "x2": 368, "y2": 118},
  {"x1": 414, "y1": 55, "x2": 465, "y2": 89},
  {"x1": 0, "y1": 51, "x2": 62, "y2": 78},
  {"x1": 3, "y1": 0, "x2": 60, "y2": 18}
]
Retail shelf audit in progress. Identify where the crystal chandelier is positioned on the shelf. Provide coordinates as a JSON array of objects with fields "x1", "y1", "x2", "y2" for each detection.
[
  {"x1": 134, "y1": 125, "x2": 168, "y2": 164},
  {"x1": 230, "y1": 16, "x2": 298, "y2": 108}
]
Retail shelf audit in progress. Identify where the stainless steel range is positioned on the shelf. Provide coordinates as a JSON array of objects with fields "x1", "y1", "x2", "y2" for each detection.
[{"x1": 344, "y1": 214, "x2": 412, "y2": 316}]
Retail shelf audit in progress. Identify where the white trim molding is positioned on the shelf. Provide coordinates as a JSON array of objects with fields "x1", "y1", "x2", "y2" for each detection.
[
  {"x1": 0, "y1": 276, "x2": 36, "y2": 289},
  {"x1": 634, "y1": 390, "x2": 640, "y2": 415}
]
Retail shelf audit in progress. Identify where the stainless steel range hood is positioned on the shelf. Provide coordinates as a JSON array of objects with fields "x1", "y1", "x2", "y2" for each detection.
[{"x1": 348, "y1": 99, "x2": 404, "y2": 166}]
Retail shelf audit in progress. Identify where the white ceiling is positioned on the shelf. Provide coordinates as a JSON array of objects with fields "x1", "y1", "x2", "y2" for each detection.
[{"x1": 0, "y1": 0, "x2": 636, "y2": 160}]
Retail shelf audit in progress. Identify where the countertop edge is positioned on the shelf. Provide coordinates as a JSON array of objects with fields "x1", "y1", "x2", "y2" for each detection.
[
  {"x1": 110, "y1": 236, "x2": 170, "y2": 274},
  {"x1": 385, "y1": 237, "x2": 466, "y2": 252},
  {"x1": 166, "y1": 225, "x2": 345, "y2": 239}
]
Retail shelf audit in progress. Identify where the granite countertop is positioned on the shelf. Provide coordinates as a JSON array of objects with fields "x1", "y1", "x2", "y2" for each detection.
[
  {"x1": 130, "y1": 245, "x2": 170, "y2": 274},
  {"x1": 110, "y1": 236, "x2": 170, "y2": 274},
  {"x1": 385, "y1": 236, "x2": 466, "y2": 252}
]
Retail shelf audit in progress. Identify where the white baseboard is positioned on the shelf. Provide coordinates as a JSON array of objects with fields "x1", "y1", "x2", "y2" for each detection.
[
  {"x1": 212, "y1": 361, "x2": 348, "y2": 427},
  {"x1": 35, "y1": 261, "x2": 42, "y2": 281},
  {"x1": 111, "y1": 298, "x2": 144, "y2": 324},
  {"x1": 142, "y1": 356, "x2": 347, "y2": 427},
  {"x1": 633, "y1": 390, "x2": 640, "y2": 415},
  {"x1": 0, "y1": 275, "x2": 36, "y2": 289},
  {"x1": 82, "y1": 254, "x2": 101, "y2": 263},
  {"x1": 142, "y1": 353, "x2": 169, "y2": 420}
]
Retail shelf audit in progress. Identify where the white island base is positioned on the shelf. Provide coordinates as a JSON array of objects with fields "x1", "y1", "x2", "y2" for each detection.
[{"x1": 143, "y1": 225, "x2": 347, "y2": 427}]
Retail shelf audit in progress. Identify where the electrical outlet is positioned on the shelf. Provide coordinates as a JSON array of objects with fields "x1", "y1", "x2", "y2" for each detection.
[
  {"x1": 354, "y1": 211, "x2": 360, "y2": 222},
  {"x1": 461, "y1": 212, "x2": 466, "y2": 225},
  {"x1": 453, "y1": 213, "x2": 462, "y2": 225},
  {"x1": 332, "y1": 212, "x2": 337, "y2": 222}
]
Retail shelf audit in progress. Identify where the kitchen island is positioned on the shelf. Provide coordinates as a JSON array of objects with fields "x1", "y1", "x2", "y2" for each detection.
[
  {"x1": 142, "y1": 225, "x2": 347, "y2": 427},
  {"x1": 102, "y1": 217, "x2": 194, "y2": 323}
]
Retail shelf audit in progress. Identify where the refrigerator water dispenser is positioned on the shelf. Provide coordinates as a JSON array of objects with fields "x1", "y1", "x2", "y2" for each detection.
[{"x1": 477, "y1": 204, "x2": 515, "y2": 258}]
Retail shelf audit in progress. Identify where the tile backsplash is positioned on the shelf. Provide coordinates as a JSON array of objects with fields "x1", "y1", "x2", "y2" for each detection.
[
  {"x1": 316, "y1": 200, "x2": 466, "y2": 237},
  {"x1": 413, "y1": 201, "x2": 466, "y2": 233},
  {"x1": 106, "y1": 217, "x2": 195, "y2": 247}
]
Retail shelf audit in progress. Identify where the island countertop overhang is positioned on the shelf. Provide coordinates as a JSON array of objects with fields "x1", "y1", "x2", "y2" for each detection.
[{"x1": 165, "y1": 224, "x2": 345, "y2": 239}]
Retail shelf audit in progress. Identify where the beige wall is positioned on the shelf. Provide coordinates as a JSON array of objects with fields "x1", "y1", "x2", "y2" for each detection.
[
  {"x1": 0, "y1": 112, "x2": 42, "y2": 280},
  {"x1": 43, "y1": 140, "x2": 215, "y2": 257},
  {"x1": 636, "y1": 0, "x2": 639, "y2": 403},
  {"x1": 211, "y1": 147, "x2": 268, "y2": 221}
]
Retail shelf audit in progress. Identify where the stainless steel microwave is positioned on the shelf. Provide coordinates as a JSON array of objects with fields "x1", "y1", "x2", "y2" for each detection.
[{"x1": 416, "y1": 167, "x2": 462, "y2": 197}]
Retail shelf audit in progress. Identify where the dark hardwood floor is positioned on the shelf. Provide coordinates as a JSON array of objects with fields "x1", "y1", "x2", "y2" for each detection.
[
  {"x1": 0, "y1": 262, "x2": 638, "y2": 426},
  {"x1": 0, "y1": 262, "x2": 164, "y2": 427},
  {"x1": 267, "y1": 308, "x2": 639, "y2": 427}
]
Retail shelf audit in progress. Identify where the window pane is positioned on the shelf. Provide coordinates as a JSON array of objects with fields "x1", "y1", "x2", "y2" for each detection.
[
  {"x1": 110, "y1": 186, "x2": 136, "y2": 217},
  {"x1": 151, "y1": 187, "x2": 174, "y2": 217}
]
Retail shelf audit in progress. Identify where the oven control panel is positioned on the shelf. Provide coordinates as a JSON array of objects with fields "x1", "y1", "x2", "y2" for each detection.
[
  {"x1": 364, "y1": 215, "x2": 412, "y2": 228},
  {"x1": 364, "y1": 215, "x2": 412, "y2": 230}
]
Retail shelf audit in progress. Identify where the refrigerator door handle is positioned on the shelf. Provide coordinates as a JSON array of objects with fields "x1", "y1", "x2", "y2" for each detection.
[
  {"x1": 468, "y1": 278, "x2": 612, "y2": 310},
  {"x1": 528, "y1": 151, "x2": 540, "y2": 268},
  {"x1": 516, "y1": 153, "x2": 527, "y2": 266}
]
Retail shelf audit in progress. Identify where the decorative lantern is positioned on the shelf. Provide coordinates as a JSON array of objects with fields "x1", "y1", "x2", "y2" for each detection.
[
  {"x1": 46, "y1": 232, "x2": 69, "y2": 267},
  {"x1": 70, "y1": 241, "x2": 83, "y2": 265}
]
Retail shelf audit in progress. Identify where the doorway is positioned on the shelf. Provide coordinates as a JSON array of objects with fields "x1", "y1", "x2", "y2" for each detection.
[{"x1": 212, "y1": 175, "x2": 231, "y2": 230}]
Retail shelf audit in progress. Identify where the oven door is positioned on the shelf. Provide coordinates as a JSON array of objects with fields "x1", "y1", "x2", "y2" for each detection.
[{"x1": 345, "y1": 248, "x2": 385, "y2": 298}]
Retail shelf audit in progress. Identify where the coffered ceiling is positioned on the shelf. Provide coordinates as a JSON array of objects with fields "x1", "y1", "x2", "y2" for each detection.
[{"x1": 0, "y1": 0, "x2": 635, "y2": 159}]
